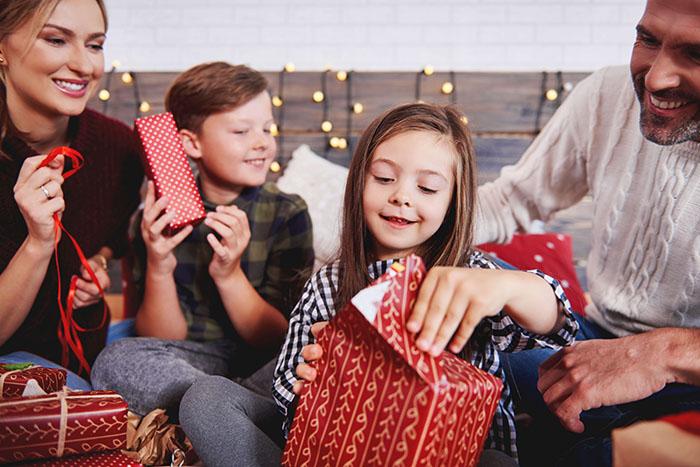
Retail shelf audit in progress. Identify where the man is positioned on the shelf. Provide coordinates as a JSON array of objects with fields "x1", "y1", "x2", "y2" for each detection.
[{"x1": 476, "y1": 0, "x2": 700, "y2": 464}]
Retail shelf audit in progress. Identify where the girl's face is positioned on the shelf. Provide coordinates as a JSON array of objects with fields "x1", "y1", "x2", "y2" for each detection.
[
  {"x1": 0, "y1": 0, "x2": 105, "y2": 120},
  {"x1": 363, "y1": 130, "x2": 455, "y2": 260}
]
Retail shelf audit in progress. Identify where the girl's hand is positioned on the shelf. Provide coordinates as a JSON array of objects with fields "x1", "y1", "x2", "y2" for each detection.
[
  {"x1": 407, "y1": 267, "x2": 515, "y2": 357},
  {"x1": 13, "y1": 154, "x2": 65, "y2": 250},
  {"x1": 293, "y1": 321, "x2": 328, "y2": 395},
  {"x1": 141, "y1": 181, "x2": 193, "y2": 276},
  {"x1": 205, "y1": 205, "x2": 251, "y2": 282},
  {"x1": 72, "y1": 255, "x2": 111, "y2": 309}
]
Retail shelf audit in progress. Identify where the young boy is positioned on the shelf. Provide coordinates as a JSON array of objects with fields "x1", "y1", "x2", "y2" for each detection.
[{"x1": 92, "y1": 63, "x2": 314, "y2": 428}]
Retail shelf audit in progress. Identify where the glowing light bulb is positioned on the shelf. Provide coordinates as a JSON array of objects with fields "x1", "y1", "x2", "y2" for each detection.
[
  {"x1": 98, "y1": 89, "x2": 110, "y2": 101},
  {"x1": 329, "y1": 137, "x2": 340, "y2": 148},
  {"x1": 461, "y1": 115, "x2": 469, "y2": 125},
  {"x1": 352, "y1": 102, "x2": 364, "y2": 114},
  {"x1": 545, "y1": 89, "x2": 559, "y2": 101},
  {"x1": 270, "y1": 123, "x2": 279, "y2": 136},
  {"x1": 321, "y1": 120, "x2": 333, "y2": 133},
  {"x1": 312, "y1": 91, "x2": 325, "y2": 103},
  {"x1": 423, "y1": 65, "x2": 434, "y2": 76},
  {"x1": 111, "y1": 59, "x2": 121, "y2": 69},
  {"x1": 269, "y1": 161, "x2": 281, "y2": 173},
  {"x1": 121, "y1": 72, "x2": 133, "y2": 85},
  {"x1": 272, "y1": 96, "x2": 283, "y2": 107},
  {"x1": 337, "y1": 137, "x2": 348, "y2": 149},
  {"x1": 284, "y1": 63, "x2": 296, "y2": 73},
  {"x1": 139, "y1": 101, "x2": 151, "y2": 113},
  {"x1": 441, "y1": 81, "x2": 454, "y2": 95},
  {"x1": 336, "y1": 70, "x2": 348, "y2": 81}
]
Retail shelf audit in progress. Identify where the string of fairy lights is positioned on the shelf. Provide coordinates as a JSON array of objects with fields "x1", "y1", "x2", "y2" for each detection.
[{"x1": 97, "y1": 60, "x2": 573, "y2": 171}]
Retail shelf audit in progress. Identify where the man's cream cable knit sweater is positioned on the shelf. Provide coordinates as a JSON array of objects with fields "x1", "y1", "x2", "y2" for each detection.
[{"x1": 477, "y1": 65, "x2": 700, "y2": 337}]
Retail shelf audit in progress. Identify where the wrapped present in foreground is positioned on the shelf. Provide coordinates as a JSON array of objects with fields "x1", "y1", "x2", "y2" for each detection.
[
  {"x1": 613, "y1": 411, "x2": 700, "y2": 467},
  {"x1": 19, "y1": 450, "x2": 143, "y2": 467},
  {"x1": 0, "y1": 363, "x2": 66, "y2": 399},
  {"x1": 283, "y1": 255, "x2": 503, "y2": 467},
  {"x1": 134, "y1": 112, "x2": 206, "y2": 233},
  {"x1": 0, "y1": 389, "x2": 128, "y2": 464}
]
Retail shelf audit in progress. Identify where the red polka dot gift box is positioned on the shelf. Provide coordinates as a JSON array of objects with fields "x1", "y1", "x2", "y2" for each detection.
[
  {"x1": 134, "y1": 112, "x2": 206, "y2": 233},
  {"x1": 18, "y1": 450, "x2": 143, "y2": 467},
  {"x1": 283, "y1": 255, "x2": 502, "y2": 467},
  {"x1": 478, "y1": 233, "x2": 588, "y2": 316}
]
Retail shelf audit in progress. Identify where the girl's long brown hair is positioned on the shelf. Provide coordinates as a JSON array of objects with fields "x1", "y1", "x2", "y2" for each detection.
[
  {"x1": 336, "y1": 102, "x2": 478, "y2": 307},
  {"x1": 0, "y1": 0, "x2": 108, "y2": 149}
]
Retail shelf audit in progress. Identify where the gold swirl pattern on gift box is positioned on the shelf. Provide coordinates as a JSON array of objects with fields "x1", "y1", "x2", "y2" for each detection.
[
  {"x1": 0, "y1": 390, "x2": 128, "y2": 463},
  {"x1": 282, "y1": 255, "x2": 503, "y2": 467}
]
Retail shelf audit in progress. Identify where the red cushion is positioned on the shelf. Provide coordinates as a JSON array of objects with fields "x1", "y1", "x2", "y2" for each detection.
[{"x1": 478, "y1": 233, "x2": 588, "y2": 316}]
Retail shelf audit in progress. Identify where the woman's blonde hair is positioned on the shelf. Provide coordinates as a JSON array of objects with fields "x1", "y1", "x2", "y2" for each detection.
[
  {"x1": 335, "y1": 102, "x2": 478, "y2": 307},
  {"x1": 0, "y1": 0, "x2": 108, "y2": 143}
]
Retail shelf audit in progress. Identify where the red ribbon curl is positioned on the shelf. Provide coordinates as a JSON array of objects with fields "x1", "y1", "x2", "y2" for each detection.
[{"x1": 37, "y1": 146, "x2": 108, "y2": 375}]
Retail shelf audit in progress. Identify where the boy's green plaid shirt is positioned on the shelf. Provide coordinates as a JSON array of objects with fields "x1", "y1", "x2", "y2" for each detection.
[{"x1": 131, "y1": 182, "x2": 314, "y2": 342}]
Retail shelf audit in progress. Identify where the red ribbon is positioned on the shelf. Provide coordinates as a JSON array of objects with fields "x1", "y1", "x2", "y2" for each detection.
[{"x1": 37, "y1": 146, "x2": 108, "y2": 376}]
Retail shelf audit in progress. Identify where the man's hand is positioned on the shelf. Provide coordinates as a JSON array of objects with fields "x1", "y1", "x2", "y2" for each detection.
[{"x1": 537, "y1": 333, "x2": 670, "y2": 433}]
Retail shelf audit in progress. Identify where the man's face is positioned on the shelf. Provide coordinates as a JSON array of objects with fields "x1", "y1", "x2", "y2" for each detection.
[{"x1": 631, "y1": 0, "x2": 700, "y2": 145}]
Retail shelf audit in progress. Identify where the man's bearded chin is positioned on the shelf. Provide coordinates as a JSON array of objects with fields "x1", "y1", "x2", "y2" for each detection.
[{"x1": 633, "y1": 73, "x2": 700, "y2": 145}]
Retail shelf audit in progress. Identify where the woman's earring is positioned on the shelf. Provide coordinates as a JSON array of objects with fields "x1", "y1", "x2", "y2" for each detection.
[{"x1": 0, "y1": 57, "x2": 5, "y2": 63}]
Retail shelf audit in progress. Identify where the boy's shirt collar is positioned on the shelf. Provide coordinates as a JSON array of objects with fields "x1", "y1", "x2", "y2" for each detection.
[{"x1": 196, "y1": 176, "x2": 261, "y2": 211}]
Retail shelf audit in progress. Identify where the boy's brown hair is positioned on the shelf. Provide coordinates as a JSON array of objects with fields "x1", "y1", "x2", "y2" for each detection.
[{"x1": 165, "y1": 61, "x2": 268, "y2": 133}]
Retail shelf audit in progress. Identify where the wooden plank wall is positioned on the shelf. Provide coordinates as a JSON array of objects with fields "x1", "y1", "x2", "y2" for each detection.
[
  {"x1": 93, "y1": 70, "x2": 593, "y2": 296},
  {"x1": 90, "y1": 70, "x2": 589, "y2": 171}
]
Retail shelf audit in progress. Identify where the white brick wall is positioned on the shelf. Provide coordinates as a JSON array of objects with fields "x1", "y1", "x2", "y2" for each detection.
[{"x1": 104, "y1": 0, "x2": 646, "y2": 72}]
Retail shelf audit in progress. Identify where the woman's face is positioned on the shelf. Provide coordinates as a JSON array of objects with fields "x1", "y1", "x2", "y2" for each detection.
[{"x1": 0, "y1": 0, "x2": 105, "y2": 120}]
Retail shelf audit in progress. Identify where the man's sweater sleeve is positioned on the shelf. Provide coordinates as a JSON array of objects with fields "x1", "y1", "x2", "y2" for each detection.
[{"x1": 475, "y1": 68, "x2": 605, "y2": 245}]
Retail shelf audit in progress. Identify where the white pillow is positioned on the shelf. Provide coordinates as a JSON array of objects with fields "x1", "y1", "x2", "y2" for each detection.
[{"x1": 277, "y1": 145, "x2": 348, "y2": 270}]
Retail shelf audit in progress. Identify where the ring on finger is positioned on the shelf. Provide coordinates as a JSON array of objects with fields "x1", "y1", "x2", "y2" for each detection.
[{"x1": 40, "y1": 184, "x2": 52, "y2": 200}]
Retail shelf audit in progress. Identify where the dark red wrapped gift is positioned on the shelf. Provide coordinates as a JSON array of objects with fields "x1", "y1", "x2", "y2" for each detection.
[
  {"x1": 0, "y1": 364, "x2": 66, "y2": 399},
  {"x1": 134, "y1": 112, "x2": 206, "y2": 233},
  {"x1": 20, "y1": 450, "x2": 143, "y2": 467},
  {"x1": 0, "y1": 390, "x2": 128, "y2": 464},
  {"x1": 283, "y1": 255, "x2": 503, "y2": 467}
]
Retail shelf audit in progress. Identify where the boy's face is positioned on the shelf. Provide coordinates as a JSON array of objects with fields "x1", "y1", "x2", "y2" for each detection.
[{"x1": 191, "y1": 91, "x2": 276, "y2": 198}]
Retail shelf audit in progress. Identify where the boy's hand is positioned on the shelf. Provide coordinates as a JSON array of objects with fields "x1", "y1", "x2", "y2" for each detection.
[
  {"x1": 141, "y1": 181, "x2": 193, "y2": 276},
  {"x1": 72, "y1": 255, "x2": 111, "y2": 309},
  {"x1": 293, "y1": 321, "x2": 328, "y2": 395},
  {"x1": 407, "y1": 267, "x2": 513, "y2": 357},
  {"x1": 205, "y1": 205, "x2": 250, "y2": 281}
]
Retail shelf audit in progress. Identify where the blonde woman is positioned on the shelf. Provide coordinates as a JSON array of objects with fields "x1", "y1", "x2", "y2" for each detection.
[{"x1": 0, "y1": 0, "x2": 143, "y2": 387}]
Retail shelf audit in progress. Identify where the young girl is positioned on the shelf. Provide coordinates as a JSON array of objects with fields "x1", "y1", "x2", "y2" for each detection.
[
  {"x1": 272, "y1": 103, "x2": 578, "y2": 462},
  {"x1": 0, "y1": 0, "x2": 143, "y2": 387}
]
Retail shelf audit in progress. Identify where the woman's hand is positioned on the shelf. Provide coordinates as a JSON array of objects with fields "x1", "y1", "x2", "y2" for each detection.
[
  {"x1": 293, "y1": 321, "x2": 329, "y2": 395},
  {"x1": 13, "y1": 154, "x2": 65, "y2": 250},
  {"x1": 72, "y1": 254, "x2": 111, "y2": 309},
  {"x1": 205, "y1": 205, "x2": 251, "y2": 282},
  {"x1": 141, "y1": 181, "x2": 193, "y2": 276},
  {"x1": 407, "y1": 267, "x2": 514, "y2": 356}
]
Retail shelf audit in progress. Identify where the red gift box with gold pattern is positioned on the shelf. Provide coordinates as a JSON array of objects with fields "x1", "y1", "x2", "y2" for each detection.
[
  {"x1": 20, "y1": 450, "x2": 143, "y2": 467},
  {"x1": 283, "y1": 255, "x2": 503, "y2": 467},
  {"x1": 134, "y1": 112, "x2": 206, "y2": 233},
  {"x1": 0, "y1": 390, "x2": 128, "y2": 464},
  {"x1": 0, "y1": 364, "x2": 66, "y2": 399}
]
